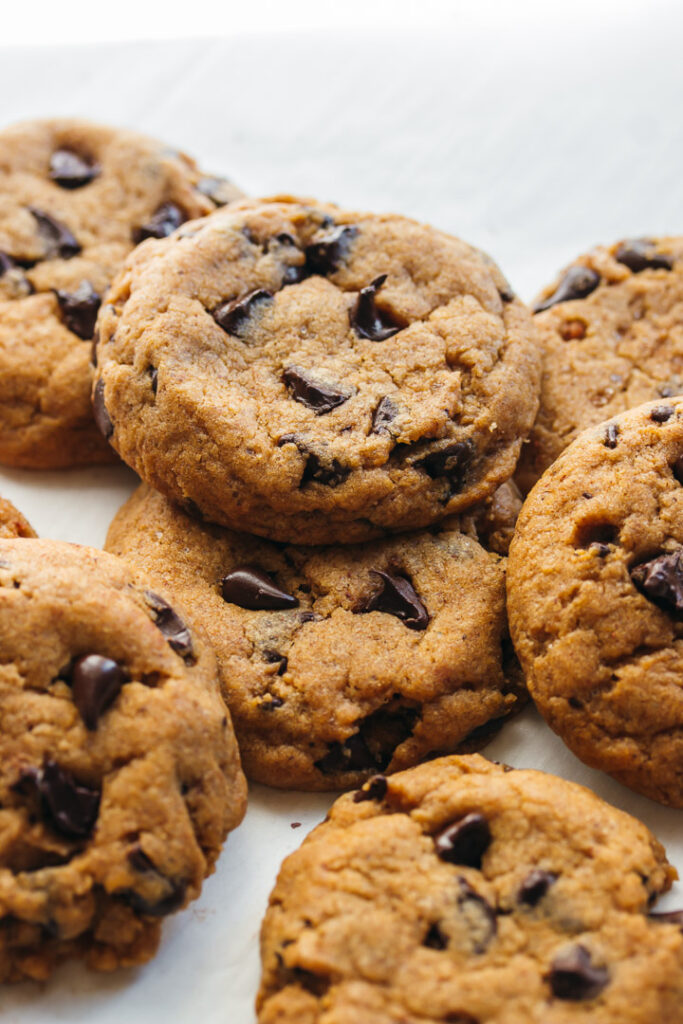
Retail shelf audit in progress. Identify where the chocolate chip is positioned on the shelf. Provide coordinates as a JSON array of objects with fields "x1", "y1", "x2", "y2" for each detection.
[
  {"x1": 92, "y1": 378, "x2": 113, "y2": 439},
  {"x1": 221, "y1": 565, "x2": 299, "y2": 610},
  {"x1": 283, "y1": 366, "x2": 351, "y2": 414},
  {"x1": 315, "y1": 732, "x2": 377, "y2": 774},
  {"x1": 533, "y1": 266, "x2": 601, "y2": 313},
  {"x1": 316, "y1": 706, "x2": 418, "y2": 775},
  {"x1": 603, "y1": 423, "x2": 619, "y2": 448},
  {"x1": 54, "y1": 280, "x2": 101, "y2": 339},
  {"x1": 34, "y1": 760, "x2": 100, "y2": 839},
  {"x1": 350, "y1": 275, "x2": 401, "y2": 341},
  {"x1": 119, "y1": 879, "x2": 187, "y2": 917},
  {"x1": 371, "y1": 396, "x2": 398, "y2": 434},
  {"x1": 498, "y1": 284, "x2": 516, "y2": 303},
  {"x1": 423, "y1": 923, "x2": 448, "y2": 949},
  {"x1": 29, "y1": 207, "x2": 81, "y2": 259},
  {"x1": 658, "y1": 383, "x2": 680, "y2": 398},
  {"x1": 363, "y1": 571, "x2": 429, "y2": 631},
  {"x1": 49, "y1": 149, "x2": 99, "y2": 189},
  {"x1": 0, "y1": 252, "x2": 14, "y2": 276},
  {"x1": 128, "y1": 845, "x2": 156, "y2": 873},
  {"x1": 133, "y1": 202, "x2": 185, "y2": 244},
  {"x1": 416, "y1": 441, "x2": 474, "y2": 491},
  {"x1": 69, "y1": 654, "x2": 126, "y2": 730},
  {"x1": 648, "y1": 909, "x2": 683, "y2": 926},
  {"x1": 305, "y1": 225, "x2": 358, "y2": 276},
  {"x1": 260, "y1": 695, "x2": 285, "y2": 710},
  {"x1": 518, "y1": 869, "x2": 558, "y2": 906},
  {"x1": 196, "y1": 176, "x2": 239, "y2": 207},
  {"x1": 630, "y1": 549, "x2": 683, "y2": 612},
  {"x1": 548, "y1": 945, "x2": 609, "y2": 1001},
  {"x1": 143, "y1": 591, "x2": 195, "y2": 662},
  {"x1": 672, "y1": 456, "x2": 683, "y2": 484},
  {"x1": 300, "y1": 451, "x2": 350, "y2": 488},
  {"x1": 353, "y1": 774, "x2": 388, "y2": 803},
  {"x1": 434, "y1": 813, "x2": 491, "y2": 868},
  {"x1": 213, "y1": 289, "x2": 273, "y2": 336},
  {"x1": 650, "y1": 404, "x2": 674, "y2": 423},
  {"x1": 149, "y1": 367, "x2": 158, "y2": 393},
  {"x1": 457, "y1": 878, "x2": 497, "y2": 953},
  {"x1": 560, "y1": 319, "x2": 587, "y2": 341},
  {"x1": 615, "y1": 239, "x2": 673, "y2": 273}
]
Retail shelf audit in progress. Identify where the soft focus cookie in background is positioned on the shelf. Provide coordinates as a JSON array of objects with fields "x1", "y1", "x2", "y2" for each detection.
[{"x1": 0, "y1": 118, "x2": 242, "y2": 468}]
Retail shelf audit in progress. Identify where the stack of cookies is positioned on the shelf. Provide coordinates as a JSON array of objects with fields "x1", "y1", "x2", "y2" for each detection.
[{"x1": 0, "y1": 117, "x2": 681, "y2": 1020}]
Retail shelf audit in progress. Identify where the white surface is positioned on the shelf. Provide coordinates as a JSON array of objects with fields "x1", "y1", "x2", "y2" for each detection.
[{"x1": 0, "y1": 12, "x2": 682, "y2": 1022}]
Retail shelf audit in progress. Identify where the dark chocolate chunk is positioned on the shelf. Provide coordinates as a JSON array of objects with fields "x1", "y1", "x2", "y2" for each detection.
[
  {"x1": 650, "y1": 404, "x2": 674, "y2": 423},
  {"x1": 560, "y1": 319, "x2": 587, "y2": 341},
  {"x1": 221, "y1": 565, "x2": 299, "y2": 610},
  {"x1": 416, "y1": 441, "x2": 474, "y2": 491},
  {"x1": 615, "y1": 239, "x2": 673, "y2": 273},
  {"x1": 316, "y1": 705, "x2": 418, "y2": 775},
  {"x1": 54, "y1": 280, "x2": 101, "y2": 339},
  {"x1": 35, "y1": 760, "x2": 100, "y2": 839},
  {"x1": 603, "y1": 423, "x2": 619, "y2": 448},
  {"x1": 92, "y1": 378, "x2": 113, "y2": 439},
  {"x1": 363, "y1": 571, "x2": 429, "y2": 631},
  {"x1": 371, "y1": 396, "x2": 398, "y2": 434},
  {"x1": 133, "y1": 202, "x2": 185, "y2": 244},
  {"x1": 196, "y1": 176, "x2": 238, "y2": 207},
  {"x1": 29, "y1": 207, "x2": 81, "y2": 259},
  {"x1": 315, "y1": 732, "x2": 377, "y2": 774},
  {"x1": 128, "y1": 845, "x2": 156, "y2": 873},
  {"x1": 144, "y1": 591, "x2": 195, "y2": 661},
  {"x1": 49, "y1": 149, "x2": 99, "y2": 189},
  {"x1": 533, "y1": 266, "x2": 601, "y2": 313},
  {"x1": 648, "y1": 909, "x2": 683, "y2": 926},
  {"x1": 283, "y1": 366, "x2": 351, "y2": 414},
  {"x1": 457, "y1": 878, "x2": 497, "y2": 953},
  {"x1": 213, "y1": 289, "x2": 273, "y2": 336},
  {"x1": 300, "y1": 451, "x2": 350, "y2": 488},
  {"x1": 548, "y1": 945, "x2": 609, "y2": 1001},
  {"x1": 518, "y1": 869, "x2": 558, "y2": 907},
  {"x1": 353, "y1": 774, "x2": 388, "y2": 803},
  {"x1": 350, "y1": 274, "x2": 401, "y2": 341},
  {"x1": 69, "y1": 654, "x2": 126, "y2": 730},
  {"x1": 119, "y1": 879, "x2": 187, "y2": 917},
  {"x1": 630, "y1": 549, "x2": 683, "y2": 612},
  {"x1": 434, "y1": 812, "x2": 491, "y2": 868},
  {"x1": 423, "y1": 923, "x2": 448, "y2": 950},
  {"x1": 305, "y1": 224, "x2": 358, "y2": 276},
  {"x1": 260, "y1": 695, "x2": 285, "y2": 710},
  {"x1": 0, "y1": 251, "x2": 14, "y2": 276},
  {"x1": 498, "y1": 283, "x2": 516, "y2": 303}
]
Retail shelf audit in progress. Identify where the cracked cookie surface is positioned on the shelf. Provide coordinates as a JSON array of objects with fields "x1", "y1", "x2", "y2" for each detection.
[
  {"x1": 106, "y1": 484, "x2": 524, "y2": 790},
  {"x1": 257, "y1": 754, "x2": 683, "y2": 1023},
  {"x1": 516, "y1": 236, "x2": 683, "y2": 493},
  {"x1": 0, "y1": 118, "x2": 241, "y2": 468},
  {"x1": 94, "y1": 197, "x2": 540, "y2": 543},
  {"x1": 0, "y1": 538, "x2": 246, "y2": 982},
  {"x1": 508, "y1": 398, "x2": 683, "y2": 806}
]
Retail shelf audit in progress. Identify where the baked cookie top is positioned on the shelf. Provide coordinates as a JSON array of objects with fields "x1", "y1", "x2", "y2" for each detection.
[
  {"x1": 258, "y1": 754, "x2": 683, "y2": 1024},
  {"x1": 0, "y1": 496, "x2": 35, "y2": 539},
  {"x1": 94, "y1": 197, "x2": 540, "y2": 543},
  {"x1": 106, "y1": 484, "x2": 523, "y2": 790},
  {"x1": 508, "y1": 398, "x2": 683, "y2": 806},
  {"x1": 0, "y1": 538, "x2": 246, "y2": 982},
  {"x1": 516, "y1": 236, "x2": 683, "y2": 493},
  {"x1": 0, "y1": 118, "x2": 241, "y2": 468}
]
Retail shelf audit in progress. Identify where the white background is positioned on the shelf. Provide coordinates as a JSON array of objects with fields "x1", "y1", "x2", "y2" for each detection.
[{"x1": 1, "y1": 1, "x2": 682, "y2": 1021}]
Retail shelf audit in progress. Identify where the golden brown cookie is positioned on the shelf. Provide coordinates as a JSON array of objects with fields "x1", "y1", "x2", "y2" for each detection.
[
  {"x1": 258, "y1": 754, "x2": 683, "y2": 1023},
  {"x1": 93, "y1": 197, "x2": 540, "y2": 543},
  {"x1": 0, "y1": 496, "x2": 35, "y2": 538},
  {"x1": 0, "y1": 118, "x2": 242, "y2": 468},
  {"x1": 0, "y1": 538, "x2": 246, "y2": 982}
]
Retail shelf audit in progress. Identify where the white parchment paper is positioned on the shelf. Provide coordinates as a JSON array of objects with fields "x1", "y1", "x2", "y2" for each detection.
[{"x1": 0, "y1": 14, "x2": 681, "y2": 1021}]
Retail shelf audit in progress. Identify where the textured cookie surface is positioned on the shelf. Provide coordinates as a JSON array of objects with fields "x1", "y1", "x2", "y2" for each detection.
[
  {"x1": 0, "y1": 497, "x2": 35, "y2": 539},
  {"x1": 517, "y1": 236, "x2": 683, "y2": 492},
  {"x1": 0, "y1": 118, "x2": 241, "y2": 468},
  {"x1": 508, "y1": 398, "x2": 683, "y2": 806},
  {"x1": 94, "y1": 197, "x2": 540, "y2": 543},
  {"x1": 258, "y1": 754, "x2": 683, "y2": 1023},
  {"x1": 0, "y1": 538, "x2": 246, "y2": 982},
  {"x1": 106, "y1": 484, "x2": 523, "y2": 790}
]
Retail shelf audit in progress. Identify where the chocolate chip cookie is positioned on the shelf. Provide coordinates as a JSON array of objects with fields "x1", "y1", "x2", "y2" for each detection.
[
  {"x1": 105, "y1": 483, "x2": 524, "y2": 790},
  {"x1": 508, "y1": 398, "x2": 683, "y2": 806},
  {"x1": 516, "y1": 236, "x2": 683, "y2": 493},
  {"x1": 257, "y1": 754, "x2": 683, "y2": 1023},
  {"x1": 0, "y1": 537, "x2": 246, "y2": 982},
  {"x1": 0, "y1": 496, "x2": 35, "y2": 539},
  {"x1": 94, "y1": 197, "x2": 540, "y2": 543},
  {"x1": 0, "y1": 118, "x2": 242, "y2": 468}
]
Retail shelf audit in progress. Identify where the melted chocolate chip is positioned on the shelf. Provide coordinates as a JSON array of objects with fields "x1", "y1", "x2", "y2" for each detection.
[
  {"x1": 144, "y1": 591, "x2": 195, "y2": 661},
  {"x1": 615, "y1": 239, "x2": 673, "y2": 273},
  {"x1": 423, "y1": 923, "x2": 448, "y2": 949},
  {"x1": 69, "y1": 654, "x2": 126, "y2": 730},
  {"x1": 315, "y1": 732, "x2": 377, "y2": 774},
  {"x1": 196, "y1": 176, "x2": 238, "y2": 207},
  {"x1": 35, "y1": 760, "x2": 100, "y2": 839},
  {"x1": 371, "y1": 396, "x2": 398, "y2": 434},
  {"x1": 363, "y1": 571, "x2": 429, "y2": 630},
  {"x1": 261, "y1": 695, "x2": 285, "y2": 710},
  {"x1": 29, "y1": 207, "x2": 81, "y2": 259},
  {"x1": 533, "y1": 266, "x2": 601, "y2": 313},
  {"x1": 0, "y1": 252, "x2": 14, "y2": 276},
  {"x1": 548, "y1": 945, "x2": 609, "y2": 1001},
  {"x1": 54, "y1": 280, "x2": 101, "y2": 339},
  {"x1": 300, "y1": 451, "x2": 350, "y2": 488},
  {"x1": 305, "y1": 225, "x2": 358, "y2": 276},
  {"x1": 648, "y1": 909, "x2": 683, "y2": 926},
  {"x1": 133, "y1": 202, "x2": 185, "y2": 244},
  {"x1": 128, "y1": 845, "x2": 156, "y2": 873},
  {"x1": 434, "y1": 813, "x2": 491, "y2": 868},
  {"x1": 119, "y1": 879, "x2": 187, "y2": 917},
  {"x1": 650, "y1": 404, "x2": 674, "y2": 423},
  {"x1": 92, "y1": 378, "x2": 113, "y2": 439},
  {"x1": 630, "y1": 549, "x2": 683, "y2": 612},
  {"x1": 49, "y1": 149, "x2": 99, "y2": 189},
  {"x1": 518, "y1": 869, "x2": 558, "y2": 907},
  {"x1": 221, "y1": 565, "x2": 299, "y2": 610},
  {"x1": 353, "y1": 774, "x2": 388, "y2": 803},
  {"x1": 283, "y1": 366, "x2": 351, "y2": 414},
  {"x1": 416, "y1": 440, "x2": 474, "y2": 492},
  {"x1": 457, "y1": 878, "x2": 497, "y2": 953},
  {"x1": 316, "y1": 705, "x2": 418, "y2": 775},
  {"x1": 498, "y1": 283, "x2": 516, "y2": 303},
  {"x1": 350, "y1": 275, "x2": 401, "y2": 341},
  {"x1": 213, "y1": 289, "x2": 273, "y2": 336},
  {"x1": 603, "y1": 423, "x2": 619, "y2": 448}
]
